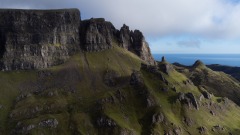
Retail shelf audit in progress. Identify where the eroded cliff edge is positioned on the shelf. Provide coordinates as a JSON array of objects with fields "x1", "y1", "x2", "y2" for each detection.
[{"x1": 0, "y1": 8, "x2": 155, "y2": 70}]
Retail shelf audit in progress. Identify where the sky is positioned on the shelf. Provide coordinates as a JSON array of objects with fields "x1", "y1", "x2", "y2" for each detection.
[{"x1": 0, "y1": 0, "x2": 240, "y2": 54}]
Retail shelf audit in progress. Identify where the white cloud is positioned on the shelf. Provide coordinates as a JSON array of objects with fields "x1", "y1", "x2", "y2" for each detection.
[
  {"x1": 177, "y1": 39, "x2": 201, "y2": 48},
  {"x1": 1, "y1": 0, "x2": 240, "y2": 39}
]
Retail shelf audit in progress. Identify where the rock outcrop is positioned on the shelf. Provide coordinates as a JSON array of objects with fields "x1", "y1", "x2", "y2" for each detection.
[
  {"x1": 38, "y1": 119, "x2": 59, "y2": 128},
  {"x1": 117, "y1": 24, "x2": 155, "y2": 65},
  {"x1": 80, "y1": 21, "x2": 155, "y2": 65},
  {"x1": 158, "y1": 59, "x2": 174, "y2": 74},
  {"x1": 103, "y1": 70, "x2": 119, "y2": 87},
  {"x1": 130, "y1": 71, "x2": 144, "y2": 86},
  {"x1": 80, "y1": 18, "x2": 116, "y2": 51},
  {"x1": 0, "y1": 9, "x2": 81, "y2": 70},
  {"x1": 178, "y1": 92, "x2": 199, "y2": 110},
  {"x1": 130, "y1": 30, "x2": 155, "y2": 65},
  {"x1": 96, "y1": 116, "x2": 117, "y2": 127},
  {"x1": 118, "y1": 24, "x2": 132, "y2": 49},
  {"x1": 0, "y1": 9, "x2": 155, "y2": 70}
]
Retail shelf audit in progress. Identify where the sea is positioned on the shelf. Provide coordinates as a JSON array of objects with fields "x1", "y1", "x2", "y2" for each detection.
[{"x1": 153, "y1": 54, "x2": 240, "y2": 67}]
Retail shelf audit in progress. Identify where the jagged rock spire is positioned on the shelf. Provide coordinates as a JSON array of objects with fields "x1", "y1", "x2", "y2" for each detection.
[{"x1": 162, "y1": 56, "x2": 166, "y2": 62}]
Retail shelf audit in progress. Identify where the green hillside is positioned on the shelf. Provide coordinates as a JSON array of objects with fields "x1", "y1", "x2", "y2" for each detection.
[{"x1": 0, "y1": 45, "x2": 240, "y2": 135}]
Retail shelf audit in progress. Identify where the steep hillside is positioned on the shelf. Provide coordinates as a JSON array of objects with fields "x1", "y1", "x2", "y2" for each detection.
[
  {"x1": 174, "y1": 60, "x2": 240, "y2": 106},
  {"x1": 0, "y1": 45, "x2": 142, "y2": 134},
  {"x1": 207, "y1": 64, "x2": 240, "y2": 81},
  {"x1": 0, "y1": 48, "x2": 240, "y2": 135},
  {"x1": 0, "y1": 8, "x2": 240, "y2": 135}
]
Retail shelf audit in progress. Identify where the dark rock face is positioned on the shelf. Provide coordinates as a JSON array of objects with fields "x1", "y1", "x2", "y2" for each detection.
[
  {"x1": 103, "y1": 70, "x2": 119, "y2": 87},
  {"x1": 118, "y1": 24, "x2": 132, "y2": 49},
  {"x1": 118, "y1": 25, "x2": 155, "y2": 65},
  {"x1": 198, "y1": 126, "x2": 207, "y2": 134},
  {"x1": 161, "y1": 56, "x2": 166, "y2": 62},
  {"x1": 0, "y1": 9, "x2": 81, "y2": 70},
  {"x1": 12, "y1": 118, "x2": 58, "y2": 134},
  {"x1": 38, "y1": 119, "x2": 59, "y2": 128},
  {"x1": 80, "y1": 18, "x2": 116, "y2": 51},
  {"x1": 131, "y1": 30, "x2": 154, "y2": 65},
  {"x1": 178, "y1": 92, "x2": 199, "y2": 110},
  {"x1": 12, "y1": 122, "x2": 36, "y2": 134},
  {"x1": 96, "y1": 116, "x2": 117, "y2": 127},
  {"x1": 0, "y1": 9, "x2": 155, "y2": 70},
  {"x1": 130, "y1": 71, "x2": 144, "y2": 86},
  {"x1": 183, "y1": 116, "x2": 194, "y2": 126},
  {"x1": 212, "y1": 125, "x2": 225, "y2": 132},
  {"x1": 158, "y1": 62, "x2": 174, "y2": 75},
  {"x1": 80, "y1": 21, "x2": 155, "y2": 65},
  {"x1": 201, "y1": 91, "x2": 212, "y2": 99},
  {"x1": 152, "y1": 112, "x2": 165, "y2": 124}
]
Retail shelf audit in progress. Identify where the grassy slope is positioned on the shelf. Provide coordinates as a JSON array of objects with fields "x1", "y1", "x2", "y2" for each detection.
[
  {"x1": 141, "y1": 66, "x2": 240, "y2": 135},
  {"x1": 181, "y1": 64, "x2": 240, "y2": 106},
  {"x1": 0, "y1": 71, "x2": 36, "y2": 133},
  {"x1": 0, "y1": 45, "x2": 142, "y2": 135},
  {"x1": 0, "y1": 46, "x2": 240, "y2": 135}
]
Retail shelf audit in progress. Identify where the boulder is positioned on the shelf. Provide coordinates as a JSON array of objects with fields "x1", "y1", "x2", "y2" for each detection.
[
  {"x1": 103, "y1": 70, "x2": 119, "y2": 87},
  {"x1": 96, "y1": 116, "x2": 117, "y2": 127},
  {"x1": 183, "y1": 116, "x2": 194, "y2": 126},
  {"x1": 197, "y1": 126, "x2": 207, "y2": 134},
  {"x1": 212, "y1": 125, "x2": 225, "y2": 132},
  {"x1": 210, "y1": 110, "x2": 215, "y2": 116},
  {"x1": 39, "y1": 118, "x2": 59, "y2": 128},
  {"x1": 141, "y1": 63, "x2": 167, "y2": 83},
  {"x1": 178, "y1": 92, "x2": 199, "y2": 110},
  {"x1": 146, "y1": 96, "x2": 156, "y2": 107},
  {"x1": 161, "y1": 88, "x2": 169, "y2": 92},
  {"x1": 13, "y1": 123, "x2": 36, "y2": 134},
  {"x1": 172, "y1": 87, "x2": 177, "y2": 92},
  {"x1": 201, "y1": 91, "x2": 212, "y2": 99},
  {"x1": 152, "y1": 112, "x2": 165, "y2": 124},
  {"x1": 130, "y1": 71, "x2": 144, "y2": 86},
  {"x1": 115, "y1": 89, "x2": 126, "y2": 102}
]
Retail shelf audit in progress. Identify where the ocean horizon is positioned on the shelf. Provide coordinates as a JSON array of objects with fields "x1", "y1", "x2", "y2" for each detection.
[{"x1": 153, "y1": 54, "x2": 240, "y2": 67}]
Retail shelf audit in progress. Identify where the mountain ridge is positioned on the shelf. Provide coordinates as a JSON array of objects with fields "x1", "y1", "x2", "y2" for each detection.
[
  {"x1": 0, "y1": 8, "x2": 240, "y2": 135},
  {"x1": 0, "y1": 8, "x2": 154, "y2": 71}
]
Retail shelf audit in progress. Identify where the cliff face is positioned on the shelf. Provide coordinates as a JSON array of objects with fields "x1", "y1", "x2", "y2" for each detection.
[
  {"x1": 118, "y1": 24, "x2": 132, "y2": 49},
  {"x1": 0, "y1": 9, "x2": 155, "y2": 70},
  {"x1": 80, "y1": 19, "x2": 155, "y2": 65},
  {"x1": 118, "y1": 25, "x2": 155, "y2": 65},
  {"x1": 0, "y1": 9, "x2": 80, "y2": 70},
  {"x1": 80, "y1": 18, "x2": 116, "y2": 51},
  {"x1": 130, "y1": 30, "x2": 155, "y2": 65}
]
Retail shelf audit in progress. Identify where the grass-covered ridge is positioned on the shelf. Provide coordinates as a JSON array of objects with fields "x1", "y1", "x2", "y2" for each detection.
[{"x1": 0, "y1": 46, "x2": 240, "y2": 135}]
